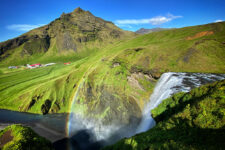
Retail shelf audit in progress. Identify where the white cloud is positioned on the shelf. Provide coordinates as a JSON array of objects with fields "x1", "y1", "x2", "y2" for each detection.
[
  {"x1": 115, "y1": 14, "x2": 182, "y2": 26},
  {"x1": 115, "y1": 24, "x2": 133, "y2": 28},
  {"x1": 6, "y1": 24, "x2": 45, "y2": 31},
  {"x1": 215, "y1": 19, "x2": 223, "y2": 23}
]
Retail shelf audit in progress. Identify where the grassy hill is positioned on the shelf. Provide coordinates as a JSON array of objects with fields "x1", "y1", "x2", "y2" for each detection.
[
  {"x1": 103, "y1": 79, "x2": 225, "y2": 150},
  {"x1": 0, "y1": 12, "x2": 224, "y2": 127},
  {"x1": 0, "y1": 7, "x2": 134, "y2": 66}
]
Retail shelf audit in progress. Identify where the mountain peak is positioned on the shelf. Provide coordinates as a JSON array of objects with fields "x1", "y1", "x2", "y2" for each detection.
[
  {"x1": 73, "y1": 7, "x2": 85, "y2": 13},
  {"x1": 0, "y1": 7, "x2": 134, "y2": 60},
  {"x1": 135, "y1": 27, "x2": 168, "y2": 34}
]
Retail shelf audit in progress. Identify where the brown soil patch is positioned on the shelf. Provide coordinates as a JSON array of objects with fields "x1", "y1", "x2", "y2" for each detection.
[
  {"x1": 186, "y1": 31, "x2": 214, "y2": 40},
  {"x1": 0, "y1": 130, "x2": 13, "y2": 148}
]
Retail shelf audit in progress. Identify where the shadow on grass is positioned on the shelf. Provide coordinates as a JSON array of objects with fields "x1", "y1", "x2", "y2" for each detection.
[
  {"x1": 53, "y1": 129, "x2": 104, "y2": 150},
  {"x1": 53, "y1": 117, "x2": 140, "y2": 150}
]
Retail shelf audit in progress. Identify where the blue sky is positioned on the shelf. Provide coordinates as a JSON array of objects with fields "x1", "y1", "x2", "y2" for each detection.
[{"x1": 0, "y1": 0, "x2": 225, "y2": 42}]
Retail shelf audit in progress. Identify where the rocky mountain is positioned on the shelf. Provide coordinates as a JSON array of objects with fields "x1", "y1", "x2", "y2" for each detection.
[
  {"x1": 0, "y1": 7, "x2": 134, "y2": 65},
  {"x1": 135, "y1": 27, "x2": 169, "y2": 34}
]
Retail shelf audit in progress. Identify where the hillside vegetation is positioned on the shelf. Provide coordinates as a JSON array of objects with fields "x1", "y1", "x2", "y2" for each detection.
[
  {"x1": 0, "y1": 8, "x2": 225, "y2": 127},
  {"x1": 0, "y1": 124, "x2": 53, "y2": 150},
  {"x1": 103, "y1": 79, "x2": 225, "y2": 150}
]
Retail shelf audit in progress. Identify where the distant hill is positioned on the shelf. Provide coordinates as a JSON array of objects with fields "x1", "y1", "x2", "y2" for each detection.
[{"x1": 135, "y1": 27, "x2": 170, "y2": 34}]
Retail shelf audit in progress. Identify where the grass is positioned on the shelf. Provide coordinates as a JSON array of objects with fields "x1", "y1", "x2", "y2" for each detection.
[{"x1": 0, "y1": 124, "x2": 53, "y2": 150}]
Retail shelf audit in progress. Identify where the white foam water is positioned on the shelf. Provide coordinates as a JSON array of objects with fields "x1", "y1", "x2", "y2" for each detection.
[{"x1": 68, "y1": 113, "x2": 121, "y2": 141}]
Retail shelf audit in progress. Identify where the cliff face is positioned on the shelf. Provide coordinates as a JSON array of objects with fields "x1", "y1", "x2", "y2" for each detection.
[{"x1": 103, "y1": 80, "x2": 225, "y2": 150}]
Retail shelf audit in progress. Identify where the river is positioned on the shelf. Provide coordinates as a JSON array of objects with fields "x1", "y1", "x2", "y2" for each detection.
[{"x1": 0, "y1": 109, "x2": 67, "y2": 142}]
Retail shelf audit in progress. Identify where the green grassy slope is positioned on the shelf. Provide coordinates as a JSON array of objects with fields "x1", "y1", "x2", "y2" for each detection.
[
  {"x1": 0, "y1": 22, "x2": 224, "y2": 125},
  {"x1": 0, "y1": 124, "x2": 53, "y2": 150},
  {"x1": 103, "y1": 79, "x2": 225, "y2": 150},
  {"x1": 110, "y1": 21, "x2": 225, "y2": 74}
]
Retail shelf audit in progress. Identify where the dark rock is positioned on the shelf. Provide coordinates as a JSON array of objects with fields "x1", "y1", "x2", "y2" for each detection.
[
  {"x1": 133, "y1": 47, "x2": 143, "y2": 52},
  {"x1": 41, "y1": 100, "x2": 52, "y2": 115},
  {"x1": 28, "y1": 99, "x2": 36, "y2": 110}
]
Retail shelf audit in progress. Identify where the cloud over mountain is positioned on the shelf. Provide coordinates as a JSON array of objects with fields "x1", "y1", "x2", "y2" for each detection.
[{"x1": 115, "y1": 13, "x2": 182, "y2": 25}]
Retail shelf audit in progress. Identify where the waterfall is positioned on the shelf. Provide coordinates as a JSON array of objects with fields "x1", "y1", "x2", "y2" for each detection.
[
  {"x1": 136, "y1": 72, "x2": 225, "y2": 134},
  {"x1": 67, "y1": 72, "x2": 225, "y2": 148}
]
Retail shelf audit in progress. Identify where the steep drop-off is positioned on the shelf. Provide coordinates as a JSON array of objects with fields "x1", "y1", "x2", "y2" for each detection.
[{"x1": 103, "y1": 79, "x2": 225, "y2": 150}]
